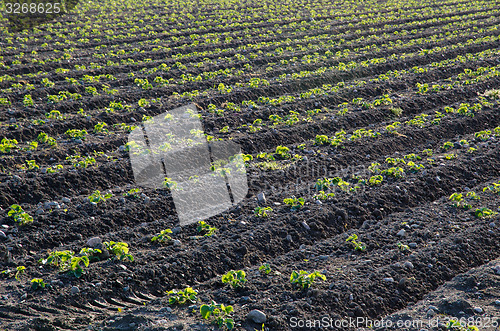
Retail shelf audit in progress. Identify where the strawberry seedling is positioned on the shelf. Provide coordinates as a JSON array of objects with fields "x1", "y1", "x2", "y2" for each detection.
[
  {"x1": 346, "y1": 234, "x2": 366, "y2": 251},
  {"x1": 103, "y1": 241, "x2": 134, "y2": 261},
  {"x1": 397, "y1": 242, "x2": 410, "y2": 252},
  {"x1": 221, "y1": 270, "x2": 247, "y2": 289},
  {"x1": 254, "y1": 207, "x2": 273, "y2": 218},
  {"x1": 449, "y1": 193, "x2": 471, "y2": 209},
  {"x1": 167, "y1": 287, "x2": 198, "y2": 305},
  {"x1": 474, "y1": 207, "x2": 497, "y2": 218},
  {"x1": 123, "y1": 188, "x2": 141, "y2": 198},
  {"x1": 283, "y1": 196, "x2": 305, "y2": 211},
  {"x1": 151, "y1": 229, "x2": 173, "y2": 244},
  {"x1": 313, "y1": 190, "x2": 335, "y2": 200},
  {"x1": 290, "y1": 270, "x2": 326, "y2": 290},
  {"x1": 88, "y1": 190, "x2": 112, "y2": 204},
  {"x1": 197, "y1": 221, "x2": 217, "y2": 237},
  {"x1": 483, "y1": 181, "x2": 500, "y2": 194},
  {"x1": 200, "y1": 301, "x2": 234, "y2": 330},
  {"x1": 8, "y1": 204, "x2": 33, "y2": 226},
  {"x1": 31, "y1": 278, "x2": 46, "y2": 290},
  {"x1": 369, "y1": 175, "x2": 383, "y2": 186},
  {"x1": 15, "y1": 266, "x2": 26, "y2": 281},
  {"x1": 259, "y1": 263, "x2": 272, "y2": 275}
]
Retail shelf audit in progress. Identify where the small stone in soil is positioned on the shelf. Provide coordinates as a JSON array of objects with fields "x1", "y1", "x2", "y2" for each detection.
[
  {"x1": 473, "y1": 307, "x2": 483, "y2": 314},
  {"x1": 71, "y1": 286, "x2": 80, "y2": 294},
  {"x1": 247, "y1": 309, "x2": 267, "y2": 324}
]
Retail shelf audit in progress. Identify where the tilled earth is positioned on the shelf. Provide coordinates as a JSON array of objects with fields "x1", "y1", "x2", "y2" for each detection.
[{"x1": 1, "y1": 0, "x2": 500, "y2": 330}]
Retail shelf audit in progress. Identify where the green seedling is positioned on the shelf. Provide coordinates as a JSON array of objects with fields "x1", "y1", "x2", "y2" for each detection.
[
  {"x1": 474, "y1": 207, "x2": 497, "y2": 218},
  {"x1": 15, "y1": 266, "x2": 25, "y2": 281},
  {"x1": 0, "y1": 138, "x2": 18, "y2": 153},
  {"x1": 449, "y1": 193, "x2": 471, "y2": 210},
  {"x1": 474, "y1": 130, "x2": 491, "y2": 141},
  {"x1": 466, "y1": 191, "x2": 480, "y2": 200},
  {"x1": 221, "y1": 270, "x2": 247, "y2": 289},
  {"x1": 151, "y1": 229, "x2": 173, "y2": 243},
  {"x1": 88, "y1": 190, "x2": 112, "y2": 204},
  {"x1": 397, "y1": 242, "x2": 410, "y2": 252},
  {"x1": 65, "y1": 129, "x2": 88, "y2": 140},
  {"x1": 283, "y1": 196, "x2": 305, "y2": 211},
  {"x1": 39, "y1": 250, "x2": 90, "y2": 278},
  {"x1": 200, "y1": 301, "x2": 234, "y2": 330},
  {"x1": 441, "y1": 141, "x2": 453, "y2": 150},
  {"x1": 369, "y1": 175, "x2": 383, "y2": 186},
  {"x1": 197, "y1": 221, "x2": 217, "y2": 237},
  {"x1": 163, "y1": 177, "x2": 179, "y2": 190},
  {"x1": 123, "y1": 188, "x2": 141, "y2": 198},
  {"x1": 446, "y1": 319, "x2": 479, "y2": 331},
  {"x1": 167, "y1": 287, "x2": 198, "y2": 305},
  {"x1": 483, "y1": 181, "x2": 500, "y2": 194},
  {"x1": 79, "y1": 247, "x2": 102, "y2": 262},
  {"x1": 314, "y1": 178, "x2": 332, "y2": 191},
  {"x1": 290, "y1": 270, "x2": 326, "y2": 290},
  {"x1": 254, "y1": 207, "x2": 273, "y2": 218},
  {"x1": 103, "y1": 241, "x2": 134, "y2": 261},
  {"x1": 346, "y1": 234, "x2": 366, "y2": 251},
  {"x1": 22, "y1": 160, "x2": 39, "y2": 171},
  {"x1": 8, "y1": 204, "x2": 33, "y2": 226},
  {"x1": 31, "y1": 278, "x2": 46, "y2": 290},
  {"x1": 259, "y1": 263, "x2": 272, "y2": 275},
  {"x1": 313, "y1": 190, "x2": 335, "y2": 200}
]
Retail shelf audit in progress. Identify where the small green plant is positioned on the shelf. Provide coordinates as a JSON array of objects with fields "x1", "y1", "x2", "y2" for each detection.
[
  {"x1": 483, "y1": 181, "x2": 500, "y2": 194},
  {"x1": 93, "y1": 122, "x2": 108, "y2": 134},
  {"x1": 390, "y1": 107, "x2": 403, "y2": 116},
  {"x1": 200, "y1": 301, "x2": 234, "y2": 330},
  {"x1": 474, "y1": 130, "x2": 491, "y2": 141},
  {"x1": 397, "y1": 242, "x2": 410, "y2": 252},
  {"x1": 88, "y1": 190, "x2": 112, "y2": 204},
  {"x1": 31, "y1": 278, "x2": 46, "y2": 290},
  {"x1": 65, "y1": 129, "x2": 88, "y2": 140},
  {"x1": 474, "y1": 207, "x2": 497, "y2": 218},
  {"x1": 0, "y1": 138, "x2": 18, "y2": 153},
  {"x1": 314, "y1": 134, "x2": 330, "y2": 145},
  {"x1": 22, "y1": 160, "x2": 39, "y2": 171},
  {"x1": 290, "y1": 270, "x2": 326, "y2": 289},
  {"x1": 313, "y1": 190, "x2": 335, "y2": 200},
  {"x1": 79, "y1": 247, "x2": 102, "y2": 262},
  {"x1": 8, "y1": 205, "x2": 33, "y2": 226},
  {"x1": 346, "y1": 234, "x2": 366, "y2": 251},
  {"x1": 123, "y1": 188, "x2": 141, "y2": 198},
  {"x1": 197, "y1": 221, "x2": 217, "y2": 237},
  {"x1": 314, "y1": 178, "x2": 332, "y2": 191},
  {"x1": 167, "y1": 287, "x2": 198, "y2": 305},
  {"x1": 103, "y1": 241, "x2": 134, "y2": 261},
  {"x1": 221, "y1": 270, "x2": 247, "y2": 289},
  {"x1": 162, "y1": 177, "x2": 179, "y2": 190},
  {"x1": 441, "y1": 141, "x2": 453, "y2": 150},
  {"x1": 422, "y1": 149, "x2": 433, "y2": 156},
  {"x1": 259, "y1": 263, "x2": 272, "y2": 275},
  {"x1": 449, "y1": 193, "x2": 471, "y2": 210},
  {"x1": 151, "y1": 229, "x2": 173, "y2": 244},
  {"x1": 23, "y1": 94, "x2": 34, "y2": 107},
  {"x1": 446, "y1": 319, "x2": 479, "y2": 331},
  {"x1": 254, "y1": 207, "x2": 273, "y2": 218},
  {"x1": 15, "y1": 266, "x2": 26, "y2": 281},
  {"x1": 46, "y1": 110, "x2": 65, "y2": 120},
  {"x1": 368, "y1": 175, "x2": 383, "y2": 186},
  {"x1": 283, "y1": 196, "x2": 305, "y2": 211}
]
